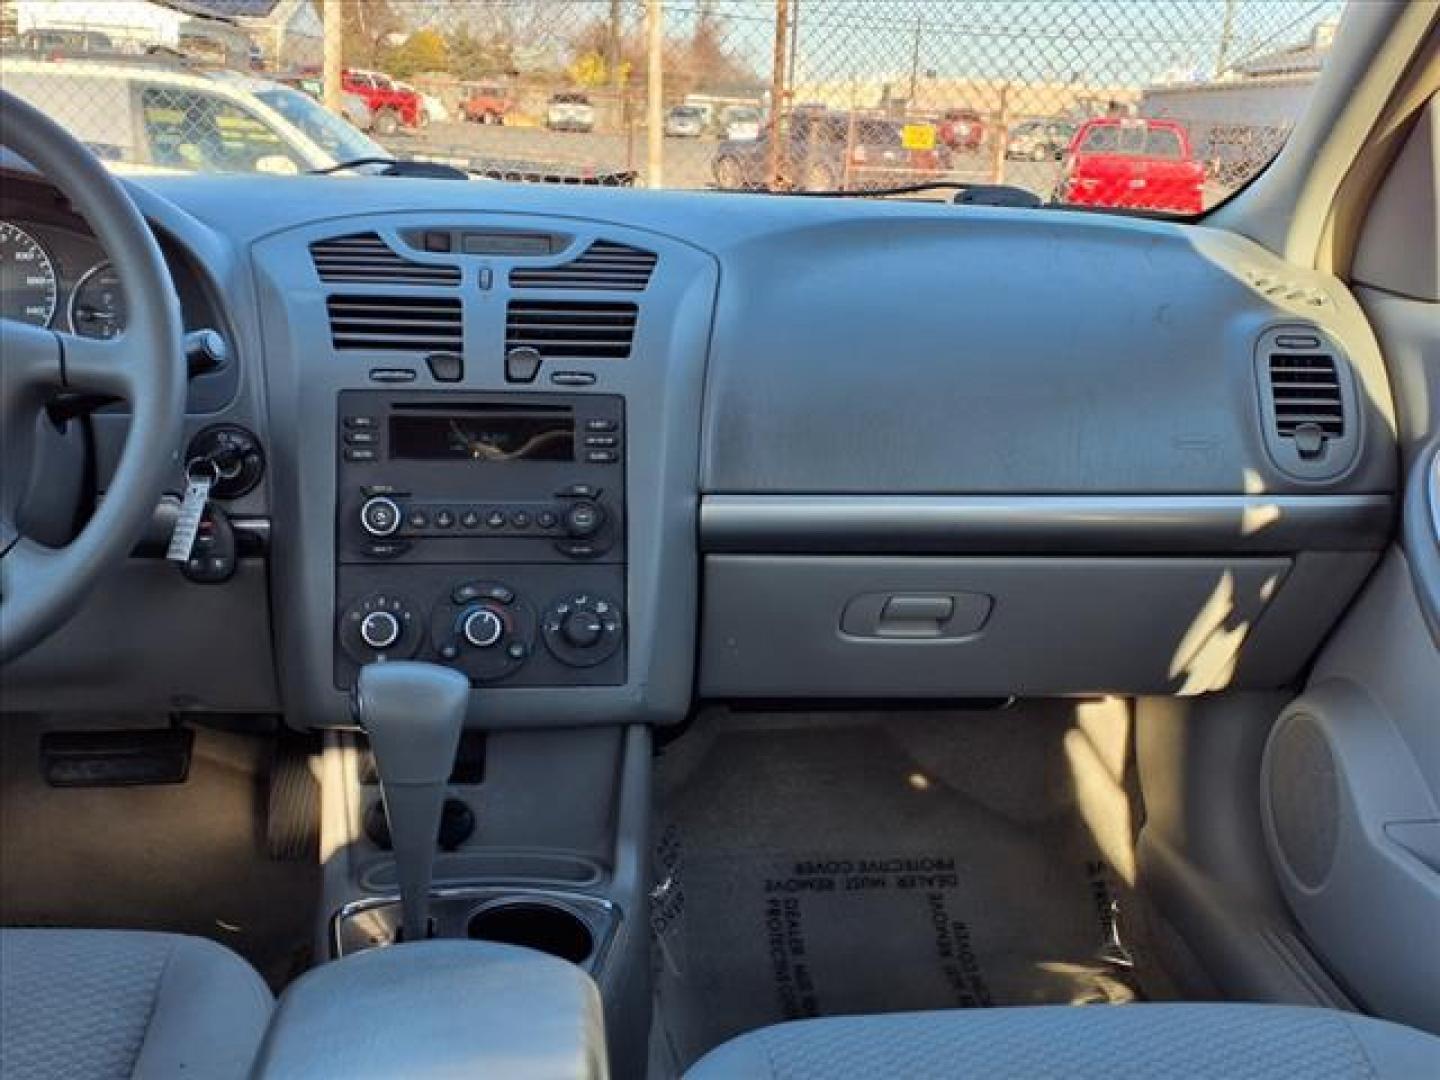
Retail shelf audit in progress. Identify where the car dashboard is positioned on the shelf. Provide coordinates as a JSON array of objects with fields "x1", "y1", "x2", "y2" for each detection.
[{"x1": 0, "y1": 171, "x2": 1398, "y2": 726}]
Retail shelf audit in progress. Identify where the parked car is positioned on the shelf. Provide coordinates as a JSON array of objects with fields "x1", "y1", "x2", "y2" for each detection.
[
  {"x1": 393, "y1": 80, "x2": 443, "y2": 124},
  {"x1": 1056, "y1": 117, "x2": 1204, "y2": 214},
  {"x1": 546, "y1": 92, "x2": 596, "y2": 133},
  {"x1": 2, "y1": 55, "x2": 340, "y2": 175},
  {"x1": 1005, "y1": 118, "x2": 1075, "y2": 161},
  {"x1": 259, "y1": 72, "x2": 376, "y2": 132},
  {"x1": 342, "y1": 69, "x2": 424, "y2": 136},
  {"x1": 664, "y1": 105, "x2": 706, "y2": 139},
  {"x1": 713, "y1": 113, "x2": 944, "y2": 192},
  {"x1": 718, "y1": 105, "x2": 762, "y2": 141},
  {"x1": 938, "y1": 107, "x2": 986, "y2": 152},
  {"x1": 461, "y1": 84, "x2": 513, "y2": 125},
  {"x1": 208, "y1": 72, "x2": 389, "y2": 167}
]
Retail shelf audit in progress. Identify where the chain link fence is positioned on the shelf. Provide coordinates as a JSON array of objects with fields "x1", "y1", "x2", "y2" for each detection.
[{"x1": 1, "y1": 0, "x2": 1344, "y2": 208}]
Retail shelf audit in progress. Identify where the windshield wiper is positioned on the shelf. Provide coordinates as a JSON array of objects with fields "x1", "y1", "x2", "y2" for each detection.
[
  {"x1": 307, "y1": 157, "x2": 471, "y2": 180},
  {"x1": 763, "y1": 180, "x2": 1043, "y2": 207}
]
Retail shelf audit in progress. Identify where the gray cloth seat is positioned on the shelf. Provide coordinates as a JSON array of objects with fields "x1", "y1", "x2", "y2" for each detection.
[
  {"x1": 0, "y1": 928, "x2": 273, "y2": 1080},
  {"x1": 686, "y1": 1003, "x2": 1440, "y2": 1079}
]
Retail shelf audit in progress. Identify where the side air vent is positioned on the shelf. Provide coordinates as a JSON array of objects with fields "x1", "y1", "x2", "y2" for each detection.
[
  {"x1": 326, "y1": 295, "x2": 463, "y2": 352},
  {"x1": 1268, "y1": 353, "x2": 1344, "y2": 438},
  {"x1": 509, "y1": 241, "x2": 657, "y2": 291},
  {"x1": 505, "y1": 301, "x2": 638, "y2": 359},
  {"x1": 311, "y1": 232, "x2": 460, "y2": 286},
  {"x1": 1255, "y1": 327, "x2": 1358, "y2": 481}
]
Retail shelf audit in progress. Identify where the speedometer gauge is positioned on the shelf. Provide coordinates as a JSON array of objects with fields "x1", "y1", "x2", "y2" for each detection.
[
  {"x1": 70, "y1": 262, "x2": 127, "y2": 340},
  {"x1": 0, "y1": 221, "x2": 58, "y2": 327}
]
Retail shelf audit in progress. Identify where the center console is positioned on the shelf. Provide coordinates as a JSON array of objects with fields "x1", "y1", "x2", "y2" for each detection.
[{"x1": 334, "y1": 390, "x2": 627, "y2": 689}]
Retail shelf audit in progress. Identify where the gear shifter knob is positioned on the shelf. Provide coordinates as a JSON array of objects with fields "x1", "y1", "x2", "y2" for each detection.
[{"x1": 354, "y1": 661, "x2": 469, "y2": 943}]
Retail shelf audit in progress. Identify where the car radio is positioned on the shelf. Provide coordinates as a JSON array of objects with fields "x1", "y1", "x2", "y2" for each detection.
[
  {"x1": 336, "y1": 391, "x2": 624, "y2": 564},
  {"x1": 333, "y1": 391, "x2": 626, "y2": 690}
]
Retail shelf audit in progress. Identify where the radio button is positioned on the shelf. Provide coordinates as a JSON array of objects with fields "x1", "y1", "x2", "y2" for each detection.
[
  {"x1": 537, "y1": 510, "x2": 559, "y2": 529},
  {"x1": 345, "y1": 448, "x2": 378, "y2": 463},
  {"x1": 586, "y1": 450, "x2": 619, "y2": 464},
  {"x1": 345, "y1": 430, "x2": 378, "y2": 446},
  {"x1": 584, "y1": 434, "x2": 618, "y2": 448},
  {"x1": 585, "y1": 418, "x2": 618, "y2": 433},
  {"x1": 564, "y1": 501, "x2": 604, "y2": 538},
  {"x1": 485, "y1": 510, "x2": 507, "y2": 529},
  {"x1": 460, "y1": 510, "x2": 480, "y2": 529},
  {"x1": 510, "y1": 510, "x2": 532, "y2": 528},
  {"x1": 434, "y1": 509, "x2": 456, "y2": 529},
  {"x1": 359, "y1": 496, "x2": 402, "y2": 537},
  {"x1": 406, "y1": 510, "x2": 430, "y2": 530},
  {"x1": 344, "y1": 416, "x2": 377, "y2": 430}
]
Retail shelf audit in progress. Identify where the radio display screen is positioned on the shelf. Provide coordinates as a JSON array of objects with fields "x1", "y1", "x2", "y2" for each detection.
[{"x1": 389, "y1": 406, "x2": 575, "y2": 462}]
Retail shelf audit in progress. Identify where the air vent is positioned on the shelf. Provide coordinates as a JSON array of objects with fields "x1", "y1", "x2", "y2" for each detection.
[
  {"x1": 1268, "y1": 353, "x2": 1344, "y2": 438},
  {"x1": 1255, "y1": 327, "x2": 1358, "y2": 481},
  {"x1": 326, "y1": 295, "x2": 463, "y2": 352},
  {"x1": 311, "y1": 233, "x2": 460, "y2": 286},
  {"x1": 505, "y1": 301, "x2": 638, "y2": 359},
  {"x1": 509, "y1": 241, "x2": 657, "y2": 291}
]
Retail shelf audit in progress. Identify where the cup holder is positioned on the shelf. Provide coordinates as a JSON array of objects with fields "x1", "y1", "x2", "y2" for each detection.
[{"x1": 466, "y1": 901, "x2": 594, "y2": 965}]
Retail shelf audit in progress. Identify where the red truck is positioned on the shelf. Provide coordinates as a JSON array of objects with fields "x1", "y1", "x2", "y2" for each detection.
[
  {"x1": 342, "y1": 69, "x2": 424, "y2": 136},
  {"x1": 460, "y1": 84, "x2": 513, "y2": 125},
  {"x1": 1056, "y1": 118, "x2": 1204, "y2": 215}
]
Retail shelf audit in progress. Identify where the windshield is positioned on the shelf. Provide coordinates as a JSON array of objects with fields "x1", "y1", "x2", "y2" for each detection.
[
  {"x1": 0, "y1": 0, "x2": 1344, "y2": 212},
  {"x1": 253, "y1": 85, "x2": 386, "y2": 162}
]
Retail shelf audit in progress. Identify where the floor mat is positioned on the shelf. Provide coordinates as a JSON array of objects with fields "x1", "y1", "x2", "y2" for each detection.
[
  {"x1": 0, "y1": 717, "x2": 319, "y2": 990},
  {"x1": 652, "y1": 704, "x2": 1175, "y2": 1070}
]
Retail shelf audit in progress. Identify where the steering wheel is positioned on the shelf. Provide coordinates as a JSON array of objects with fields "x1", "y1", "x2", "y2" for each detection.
[{"x1": 0, "y1": 91, "x2": 186, "y2": 662}]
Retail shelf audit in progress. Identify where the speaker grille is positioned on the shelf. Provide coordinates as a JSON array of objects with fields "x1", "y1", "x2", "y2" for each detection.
[{"x1": 1268, "y1": 713, "x2": 1339, "y2": 889}]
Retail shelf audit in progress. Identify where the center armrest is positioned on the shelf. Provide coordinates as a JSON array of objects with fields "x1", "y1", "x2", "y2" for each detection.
[{"x1": 253, "y1": 940, "x2": 608, "y2": 1079}]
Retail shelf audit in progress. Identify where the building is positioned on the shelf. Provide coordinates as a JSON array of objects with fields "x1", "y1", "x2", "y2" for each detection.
[
  {"x1": 9, "y1": 1, "x2": 250, "y2": 64},
  {"x1": 1141, "y1": 22, "x2": 1336, "y2": 184}
]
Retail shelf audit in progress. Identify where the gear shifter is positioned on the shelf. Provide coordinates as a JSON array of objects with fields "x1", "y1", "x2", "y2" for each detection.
[{"x1": 354, "y1": 661, "x2": 469, "y2": 943}]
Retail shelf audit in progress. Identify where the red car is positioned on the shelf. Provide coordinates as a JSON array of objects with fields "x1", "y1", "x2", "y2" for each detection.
[
  {"x1": 342, "y1": 69, "x2": 424, "y2": 136},
  {"x1": 937, "y1": 108, "x2": 986, "y2": 152},
  {"x1": 1056, "y1": 118, "x2": 1204, "y2": 215}
]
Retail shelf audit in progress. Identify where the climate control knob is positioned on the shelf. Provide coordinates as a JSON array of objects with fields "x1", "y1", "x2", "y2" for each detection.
[
  {"x1": 462, "y1": 606, "x2": 505, "y2": 648},
  {"x1": 359, "y1": 610, "x2": 401, "y2": 650},
  {"x1": 561, "y1": 610, "x2": 604, "y2": 649},
  {"x1": 359, "y1": 496, "x2": 402, "y2": 538}
]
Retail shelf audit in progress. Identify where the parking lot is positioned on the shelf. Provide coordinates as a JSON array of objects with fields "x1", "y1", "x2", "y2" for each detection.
[{"x1": 389, "y1": 119, "x2": 1064, "y2": 199}]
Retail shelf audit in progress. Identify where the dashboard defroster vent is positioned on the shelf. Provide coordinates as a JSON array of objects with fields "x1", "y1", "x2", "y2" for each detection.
[
  {"x1": 311, "y1": 232, "x2": 460, "y2": 286},
  {"x1": 505, "y1": 301, "x2": 638, "y2": 359},
  {"x1": 326, "y1": 295, "x2": 463, "y2": 352},
  {"x1": 509, "y1": 241, "x2": 657, "y2": 291}
]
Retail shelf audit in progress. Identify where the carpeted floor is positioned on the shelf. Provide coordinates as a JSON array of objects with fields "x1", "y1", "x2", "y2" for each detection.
[
  {"x1": 0, "y1": 716, "x2": 318, "y2": 990},
  {"x1": 651, "y1": 702, "x2": 1178, "y2": 1072}
]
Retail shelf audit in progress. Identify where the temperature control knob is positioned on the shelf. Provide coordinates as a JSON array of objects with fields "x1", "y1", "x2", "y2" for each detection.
[
  {"x1": 359, "y1": 496, "x2": 402, "y2": 538},
  {"x1": 359, "y1": 610, "x2": 401, "y2": 650},
  {"x1": 462, "y1": 606, "x2": 505, "y2": 648}
]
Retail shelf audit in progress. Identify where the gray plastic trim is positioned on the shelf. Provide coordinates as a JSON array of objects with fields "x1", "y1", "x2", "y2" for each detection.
[{"x1": 700, "y1": 494, "x2": 1393, "y2": 554}]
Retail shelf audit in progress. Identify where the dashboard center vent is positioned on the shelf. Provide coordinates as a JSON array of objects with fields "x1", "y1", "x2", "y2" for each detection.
[
  {"x1": 505, "y1": 301, "x2": 638, "y2": 359},
  {"x1": 1255, "y1": 327, "x2": 1358, "y2": 481},
  {"x1": 1268, "y1": 353, "x2": 1344, "y2": 440},
  {"x1": 509, "y1": 241, "x2": 657, "y2": 291},
  {"x1": 326, "y1": 295, "x2": 463, "y2": 352},
  {"x1": 311, "y1": 232, "x2": 460, "y2": 286}
]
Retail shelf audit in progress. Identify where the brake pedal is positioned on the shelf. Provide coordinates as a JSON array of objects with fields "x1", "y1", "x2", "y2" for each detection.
[{"x1": 40, "y1": 728, "x2": 193, "y2": 787}]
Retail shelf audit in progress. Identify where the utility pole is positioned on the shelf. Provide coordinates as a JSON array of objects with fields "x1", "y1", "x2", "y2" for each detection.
[
  {"x1": 907, "y1": 15, "x2": 922, "y2": 105},
  {"x1": 322, "y1": 0, "x2": 343, "y2": 114},
  {"x1": 767, "y1": 0, "x2": 789, "y2": 190},
  {"x1": 787, "y1": 0, "x2": 800, "y2": 92},
  {"x1": 1215, "y1": 0, "x2": 1237, "y2": 77},
  {"x1": 646, "y1": 0, "x2": 664, "y2": 189}
]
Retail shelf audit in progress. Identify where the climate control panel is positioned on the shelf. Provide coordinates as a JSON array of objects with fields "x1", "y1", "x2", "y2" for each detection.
[{"x1": 335, "y1": 566, "x2": 625, "y2": 690}]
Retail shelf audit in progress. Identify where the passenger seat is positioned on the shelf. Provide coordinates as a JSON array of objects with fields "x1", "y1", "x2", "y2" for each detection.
[{"x1": 685, "y1": 1004, "x2": 1440, "y2": 1078}]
